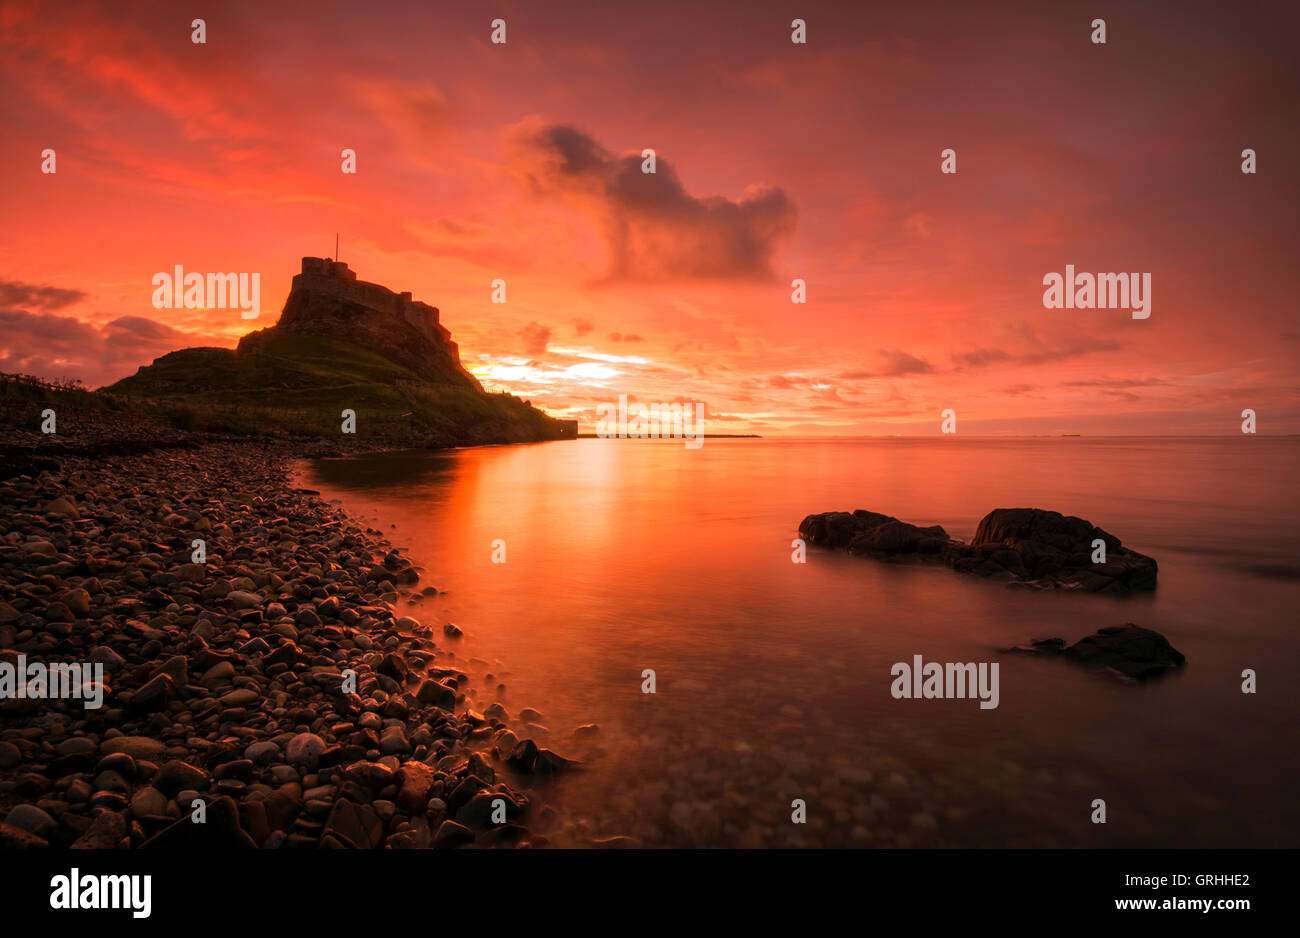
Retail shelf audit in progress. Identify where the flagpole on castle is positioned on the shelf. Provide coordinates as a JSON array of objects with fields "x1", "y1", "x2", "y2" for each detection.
[{"x1": 335, "y1": 234, "x2": 339, "y2": 262}]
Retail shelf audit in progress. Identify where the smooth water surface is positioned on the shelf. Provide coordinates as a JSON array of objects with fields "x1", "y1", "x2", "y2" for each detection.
[{"x1": 300, "y1": 437, "x2": 1300, "y2": 847}]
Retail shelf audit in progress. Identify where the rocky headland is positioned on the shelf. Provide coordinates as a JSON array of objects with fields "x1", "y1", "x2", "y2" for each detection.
[
  {"x1": 101, "y1": 256, "x2": 577, "y2": 445},
  {"x1": 798, "y1": 506, "x2": 1159, "y2": 594}
]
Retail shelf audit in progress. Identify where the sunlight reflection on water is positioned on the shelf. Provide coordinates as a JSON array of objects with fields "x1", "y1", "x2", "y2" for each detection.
[{"x1": 301, "y1": 438, "x2": 1300, "y2": 847}]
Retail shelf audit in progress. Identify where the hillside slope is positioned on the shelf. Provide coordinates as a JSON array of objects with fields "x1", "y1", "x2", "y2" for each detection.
[
  {"x1": 106, "y1": 332, "x2": 567, "y2": 445},
  {"x1": 100, "y1": 257, "x2": 574, "y2": 447}
]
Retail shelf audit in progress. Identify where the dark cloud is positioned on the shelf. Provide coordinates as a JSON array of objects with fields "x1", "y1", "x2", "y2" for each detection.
[
  {"x1": 0, "y1": 279, "x2": 86, "y2": 312},
  {"x1": 951, "y1": 326, "x2": 1122, "y2": 370},
  {"x1": 508, "y1": 120, "x2": 796, "y2": 281},
  {"x1": 608, "y1": 332, "x2": 644, "y2": 343},
  {"x1": 1063, "y1": 377, "x2": 1170, "y2": 388},
  {"x1": 103, "y1": 315, "x2": 181, "y2": 343},
  {"x1": 572, "y1": 317, "x2": 593, "y2": 336},
  {"x1": 953, "y1": 344, "x2": 1119, "y2": 368},
  {"x1": 518, "y1": 321, "x2": 552, "y2": 355},
  {"x1": 950, "y1": 348, "x2": 1013, "y2": 368},
  {"x1": 0, "y1": 308, "x2": 215, "y2": 388},
  {"x1": 838, "y1": 349, "x2": 934, "y2": 380},
  {"x1": 876, "y1": 349, "x2": 934, "y2": 376}
]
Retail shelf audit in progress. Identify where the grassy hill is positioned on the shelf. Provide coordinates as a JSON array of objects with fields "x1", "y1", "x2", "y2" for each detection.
[{"x1": 98, "y1": 330, "x2": 569, "y2": 446}]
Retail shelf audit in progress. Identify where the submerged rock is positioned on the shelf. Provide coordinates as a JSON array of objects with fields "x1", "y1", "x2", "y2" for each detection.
[
  {"x1": 1008, "y1": 624, "x2": 1185, "y2": 681},
  {"x1": 1062, "y1": 624, "x2": 1185, "y2": 679},
  {"x1": 798, "y1": 506, "x2": 1157, "y2": 594}
]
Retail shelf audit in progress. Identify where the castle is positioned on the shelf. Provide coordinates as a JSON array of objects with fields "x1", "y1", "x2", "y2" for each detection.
[
  {"x1": 117, "y1": 254, "x2": 578, "y2": 441},
  {"x1": 293, "y1": 257, "x2": 461, "y2": 364},
  {"x1": 239, "y1": 255, "x2": 486, "y2": 390}
]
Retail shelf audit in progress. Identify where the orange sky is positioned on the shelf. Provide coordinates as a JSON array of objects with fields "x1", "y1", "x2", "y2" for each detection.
[{"x1": 1, "y1": 0, "x2": 1297, "y2": 434}]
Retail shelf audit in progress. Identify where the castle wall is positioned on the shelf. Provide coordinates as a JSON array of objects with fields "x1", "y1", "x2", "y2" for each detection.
[{"x1": 295, "y1": 257, "x2": 448, "y2": 346}]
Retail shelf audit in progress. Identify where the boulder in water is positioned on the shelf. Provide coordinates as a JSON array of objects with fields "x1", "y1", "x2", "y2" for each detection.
[
  {"x1": 798, "y1": 506, "x2": 1157, "y2": 594},
  {"x1": 1008, "y1": 624, "x2": 1185, "y2": 681}
]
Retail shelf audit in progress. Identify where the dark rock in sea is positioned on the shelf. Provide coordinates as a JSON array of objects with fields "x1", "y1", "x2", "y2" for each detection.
[
  {"x1": 1063, "y1": 624, "x2": 1185, "y2": 679},
  {"x1": 506, "y1": 738, "x2": 540, "y2": 774},
  {"x1": 798, "y1": 506, "x2": 1157, "y2": 594},
  {"x1": 799, "y1": 510, "x2": 954, "y2": 557},
  {"x1": 957, "y1": 508, "x2": 1158, "y2": 593},
  {"x1": 532, "y1": 748, "x2": 581, "y2": 782},
  {"x1": 1008, "y1": 624, "x2": 1185, "y2": 681}
]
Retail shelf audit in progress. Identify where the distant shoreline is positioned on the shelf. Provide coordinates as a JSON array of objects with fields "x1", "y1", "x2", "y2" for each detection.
[{"x1": 576, "y1": 433, "x2": 761, "y2": 439}]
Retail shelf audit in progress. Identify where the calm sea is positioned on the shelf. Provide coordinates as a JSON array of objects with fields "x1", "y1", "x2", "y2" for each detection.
[{"x1": 299, "y1": 437, "x2": 1300, "y2": 847}]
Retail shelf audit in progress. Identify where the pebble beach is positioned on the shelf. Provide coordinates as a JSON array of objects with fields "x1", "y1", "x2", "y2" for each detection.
[{"x1": 0, "y1": 431, "x2": 584, "y2": 849}]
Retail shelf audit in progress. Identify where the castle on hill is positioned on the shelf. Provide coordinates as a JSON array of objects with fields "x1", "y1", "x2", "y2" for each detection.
[
  {"x1": 237, "y1": 256, "x2": 482, "y2": 390},
  {"x1": 290, "y1": 257, "x2": 461, "y2": 364}
]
